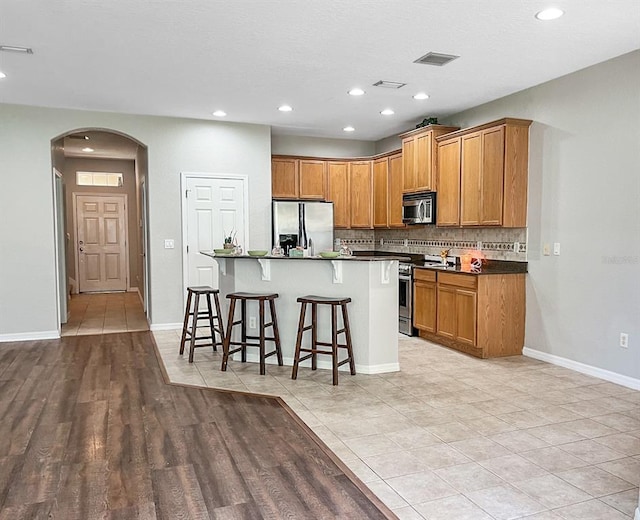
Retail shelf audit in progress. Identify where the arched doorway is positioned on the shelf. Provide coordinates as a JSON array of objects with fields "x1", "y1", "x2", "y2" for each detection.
[{"x1": 51, "y1": 128, "x2": 150, "y2": 336}]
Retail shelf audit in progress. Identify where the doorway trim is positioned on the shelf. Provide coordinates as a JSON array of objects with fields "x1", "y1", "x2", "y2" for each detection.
[
  {"x1": 72, "y1": 192, "x2": 130, "y2": 293},
  {"x1": 180, "y1": 172, "x2": 249, "y2": 304}
]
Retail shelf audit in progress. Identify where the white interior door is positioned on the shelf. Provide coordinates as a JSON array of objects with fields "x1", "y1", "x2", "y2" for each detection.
[
  {"x1": 76, "y1": 194, "x2": 128, "y2": 292},
  {"x1": 184, "y1": 175, "x2": 247, "y2": 292}
]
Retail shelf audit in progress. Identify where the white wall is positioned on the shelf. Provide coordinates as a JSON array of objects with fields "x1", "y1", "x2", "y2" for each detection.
[
  {"x1": 0, "y1": 104, "x2": 271, "y2": 336},
  {"x1": 445, "y1": 50, "x2": 640, "y2": 380},
  {"x1": 271, "y1": 133, "x2": 375, "y2": 157}
]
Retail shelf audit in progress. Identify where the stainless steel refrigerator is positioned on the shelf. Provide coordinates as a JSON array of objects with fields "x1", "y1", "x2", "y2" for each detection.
[{"x1": 272, "y1": 201, "x2": 334, "y2": 255}]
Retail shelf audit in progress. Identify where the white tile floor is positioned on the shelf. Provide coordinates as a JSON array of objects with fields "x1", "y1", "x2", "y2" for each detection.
[{"x1": 153, "y1": 330, "x2": 640, "y2": 520}]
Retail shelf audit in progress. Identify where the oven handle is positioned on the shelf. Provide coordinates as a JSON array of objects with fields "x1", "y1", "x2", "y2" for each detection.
[{"x1": 399, "y1": 274, "x2": 412, "y2": 282}]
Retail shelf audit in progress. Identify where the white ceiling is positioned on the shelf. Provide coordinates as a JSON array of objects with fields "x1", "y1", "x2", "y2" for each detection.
[
  {"x1": 2, "y1": 0, "x2": 639, "y2": 142},
  {"x1": 62, "y1": 131, "x2": 140, "y2": 159}
]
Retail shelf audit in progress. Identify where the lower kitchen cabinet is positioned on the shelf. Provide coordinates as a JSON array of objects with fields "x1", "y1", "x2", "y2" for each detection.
[
  {"x1": 413, "y1": 269, "x2": 436, "y2": 333},
  {"x1": 414, "y1": 269, "x2": 525, "y2": 358}
]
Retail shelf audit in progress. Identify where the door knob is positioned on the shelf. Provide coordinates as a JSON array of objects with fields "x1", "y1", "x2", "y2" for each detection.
[{"x1": 79, "y1": 247, "x2": 84, "y2": 252}]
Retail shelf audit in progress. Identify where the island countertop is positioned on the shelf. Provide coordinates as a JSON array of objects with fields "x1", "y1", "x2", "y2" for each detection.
[{"x1": 200, "y1": 251, "x2": 411, "y2": 262}]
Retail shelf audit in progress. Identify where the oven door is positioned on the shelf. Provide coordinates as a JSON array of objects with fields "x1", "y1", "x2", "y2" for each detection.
[{"x1": 399, "y1": 273, "x2": 413, "y2": 335}]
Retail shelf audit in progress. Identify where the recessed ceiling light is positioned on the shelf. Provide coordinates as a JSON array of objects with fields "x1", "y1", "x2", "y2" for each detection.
[
  {"x1": 380, "y1": 109, "x2": 395, "y2": 116},
  {"x1": 348, "y1": 88, "x2": 365, "y2": 96},
  {"x1": 343, "y1": 126, "x2": 355, "y2": 132},
  {"x1": 278, "y1": 105, "x2": 293, "y2": 112},
  {"x1": 212, "y1": 110, "x2": 227, "y2": 117},
  {"x1": 82, "y1": 147, "x2": 94, "y2": 153},
  {"x1": 535, "y1": 7, "x2": 564, "y2": 20},
  {"x1": 0, "y1": 71, "x2": 6, "y2": 79},
  {"x1": 413, "y1": 92, "x2": 430, "y2": 100}
]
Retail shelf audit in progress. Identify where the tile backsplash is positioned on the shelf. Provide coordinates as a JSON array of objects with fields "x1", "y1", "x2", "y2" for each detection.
[{"x1": 335, "y1": 227, "x2": 527, "y2": 261}]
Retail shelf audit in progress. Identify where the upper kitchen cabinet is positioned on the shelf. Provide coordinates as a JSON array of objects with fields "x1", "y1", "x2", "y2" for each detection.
[
  {"x1": 349, "y1": 161, "x2": 373, "y2": 228},
  {"x1": 298, "y1": 159, "x2": 327, "y2": 199},
  {"x1": 271, "y1": 157, "x2": 298, "y2": 199},
  {"x1": 436, "y1": 118, "x2": 532, "y2": 228},
  {"x1": 271, "y1": 157, "x2": 327, "y2": 200},
  {"x1": 436, "y1": 137, "x2": 462, "y2": 227},
  {"x1": 327, "y1": 161, "x2": 350, "y2": 228},
  {"x1": 373, "y1": 152, "x2": 404, "y2": 228},
  {"x1": 399, "y1": 125, "x2": 459, "y2": 193}
]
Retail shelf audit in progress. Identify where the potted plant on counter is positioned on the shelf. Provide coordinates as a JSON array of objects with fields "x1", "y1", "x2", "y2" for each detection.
[{"x1": 223, "y1": 230, "x2": 236, "y2": 249}]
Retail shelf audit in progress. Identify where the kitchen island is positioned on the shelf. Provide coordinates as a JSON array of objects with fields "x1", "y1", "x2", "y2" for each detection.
[{"x1": 200, "y1": 252, "x2": 401, "y2": 374}]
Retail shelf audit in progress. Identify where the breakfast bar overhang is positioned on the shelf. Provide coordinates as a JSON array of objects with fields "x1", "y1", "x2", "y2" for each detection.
[{"x1": 200, "y1": 253, "x2": 401, "y2": 374}]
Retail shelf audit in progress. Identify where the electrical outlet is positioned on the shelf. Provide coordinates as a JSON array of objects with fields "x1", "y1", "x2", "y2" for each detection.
[
  {"x1": 249, "y1": 317, "x2": 257, "y2": 329},
  {"x1": 513, "y1": 241, "x2": 520, "y2": 253},
  {"x1": 476, "y1": 241, "x2": 483, "y2": 250},
  {"x1": 553, "y1": 242, "x2": 561, "y2": 256},
  {"x1": 164, "y1": 239, "x2": 175, "y2": 249},
  {"x1": 543, "y1": 243, "x2": 551, "y2": 256},
  {"x1": 380, "y1": 238, "x2": 384, "y2": 246},
  {"x1": 620, "y1": 333, "x2": 629, "y2": 348},
  {"x1": 403, "y1": 238, "x2": 408, "y2": 247}
]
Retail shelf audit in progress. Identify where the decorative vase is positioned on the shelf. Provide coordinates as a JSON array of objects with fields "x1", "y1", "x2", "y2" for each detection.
[{"x1": 223, "y1": 243, "x2": 234, "y2": 250}]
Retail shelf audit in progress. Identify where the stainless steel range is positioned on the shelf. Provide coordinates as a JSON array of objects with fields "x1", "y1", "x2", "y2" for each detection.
[{"x1": 398, "y1": 261, "x2": 414, "y2": 335}]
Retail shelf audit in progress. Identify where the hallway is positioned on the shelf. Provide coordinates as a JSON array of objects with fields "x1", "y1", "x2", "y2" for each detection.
[{"x1": 61, "y1": 292, "x2": 149, "y2": 336}]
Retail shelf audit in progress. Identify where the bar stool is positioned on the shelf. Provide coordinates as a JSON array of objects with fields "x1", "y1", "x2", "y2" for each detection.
[
  {"x1": 221, "y1": 292, "x2": 283, "y2": 375},
  {"x1": 292, "y1": 295, "x2": 356, "y2": 385},
  {"x1": 179, "y1": 286, "x2": 225, "y2": 362}
]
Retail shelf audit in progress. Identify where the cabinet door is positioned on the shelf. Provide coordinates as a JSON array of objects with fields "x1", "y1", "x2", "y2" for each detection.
[
  {"x1": 480, "y1": 126, "x2": 505, "y2": 225},
  {"x1": 455, "y1": 289, "x2": 477, "y2": 346},
  {"x1": 414, "y1": 280, "x2": 436, "y2": 332},
  {"x1": 461, "y1": 132, "x2": 482, "y2": 226},
  {"x1": 402, "y1": 137, "x2": 415, "y2": 192},
  {"x1": 414, "y1": 132, "x2": 433, "y2": 191},
  {"x1": 327, "y1": 162, "x2": 349, "y2": 228},
  {"x1": 373, "y1": 158, "x2": 388, "y2": 228},
  {"x1": 299, "y1": 160, "x2": 326, "y2": 200},
  {"x1": 388, "y1": 153, "x2": 404, "y2": 227},
  {"x1": 436, "y1": 285, "x2": 456, "y2": 339},
  {"x1": 349, "y1": 161, "x2": 373, "y2": 228},
  {"x1": 436, "y1": 138, "x2": 461, "y2": 226},
  {"x1": 271, "y1": 158, "x2": 298, "y2": 199}
]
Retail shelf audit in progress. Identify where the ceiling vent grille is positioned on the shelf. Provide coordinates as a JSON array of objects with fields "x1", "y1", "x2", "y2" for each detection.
[
  {"x1": 414, "y1": 52, "x2": 459, "y2": 66},
  {"x1": 372, "y1": 80, "x2": 406, "y2": 89}
]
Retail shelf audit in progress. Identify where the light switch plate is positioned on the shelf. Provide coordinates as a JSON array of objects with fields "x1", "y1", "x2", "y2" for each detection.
[
  {"x1": 543, "y1": 243, "x2": 551, "y2": 256},
  {"x1": 164, "y1": 239, "x2": 175, "y2": 249}
]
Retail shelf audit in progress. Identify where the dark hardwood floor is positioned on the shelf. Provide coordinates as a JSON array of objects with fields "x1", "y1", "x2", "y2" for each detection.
[{"x1": 0, "y1": 332, "x2": 395, "y2": 519}]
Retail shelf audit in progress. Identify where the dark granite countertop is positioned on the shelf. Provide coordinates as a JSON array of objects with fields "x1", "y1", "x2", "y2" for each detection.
[
  {"x1": 200, "y1": 251, "x2": 407, "y2": 262},
  {"x1": 415, "y1": 260, "x2": 528, "y2": 275}
]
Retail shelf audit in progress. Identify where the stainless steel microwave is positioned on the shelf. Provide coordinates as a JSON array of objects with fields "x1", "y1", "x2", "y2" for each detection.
[{"x1": 402, "y1": 191, "x2": 436, "y2": 224}]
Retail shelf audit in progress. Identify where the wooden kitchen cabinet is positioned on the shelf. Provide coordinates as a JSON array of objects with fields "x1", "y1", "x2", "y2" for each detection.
[
  {"x1": 299, "y1": 159, "x2": 327, "y2": 200},
  {"x1": 400, "y1": 125, "x2": 459, "y2": 193},
  {"x1": 413, "y1": 269, "x2": 436, "y2": 333},
  {"x1": 271, "y1": 158, "x2": 298, "y2": 199},
  {"x1": 461, "y1": 127, "x2": 505, "y2": 226},
  {"x1": 349, "y1": 161, "x2": 373, "y2": 228},
  {"x1": 435, "y1": 118, "x2": 531, "y2": 228},
  {"x1": 327, "y1": 161, "x2": 350, "y2": 228},
  {"x1": 373, "y1": 157, "x2": 388, "y2": 228},
  {"x1": 388, "y1": 153, "x2": 404, "y2": 227},
  {"x1": 373, "y1": 152, "x2": 404, "y2": 228},
  {"x1": 416, "y1": 270, "x2": 526, "y2": 358},
  {"x1": 436, "y1": 272, "x2": 477, "y2": 347},
  {"x1": 271, "y1": 157, "x2": 326, "y2": 200},
  {"x1": 436, "y1": 137, "x2": 462, "y2": 226}
]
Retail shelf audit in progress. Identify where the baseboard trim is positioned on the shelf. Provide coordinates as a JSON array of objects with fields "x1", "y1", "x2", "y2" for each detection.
[
  {"x1": 0, "y1": 330, "x2": 60, "y2": 343},
  {"x1": 634, "y1": 506, "x2": 639, "y2": 520},
  {"x1": 523, "y1": 347, "x2": 640, "y2": 391},
  {"x1": 150, "y1": 323, "x2": 182, "y2": 332}
]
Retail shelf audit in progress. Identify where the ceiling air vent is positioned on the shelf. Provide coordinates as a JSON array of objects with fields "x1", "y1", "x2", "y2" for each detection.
[
  {"x1": 372, "y1": 80, "x2": 406, "y2": 89},
  {"x1": 413, "y1": 52, "x2": 459, "y2": 66}
]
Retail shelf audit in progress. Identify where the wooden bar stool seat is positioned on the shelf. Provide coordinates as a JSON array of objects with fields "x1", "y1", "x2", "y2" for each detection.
[
  {"x1": 292, "y1": 295, "x2": 355, "y2": 385},
  {"x1": 221, "y1": 292, "x2": 283, "y2": 375},
  {"x1": 179, "y1": 286, "x2": 225, "y2": 362}
]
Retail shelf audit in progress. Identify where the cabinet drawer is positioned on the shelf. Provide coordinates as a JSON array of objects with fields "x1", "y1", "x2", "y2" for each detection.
[
  {"x1": 438, "y1": 272, "x2": 477, "y2": 289},
  {"x1": 414, "y1": 268, "x2": 436, "y2": 282}
]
